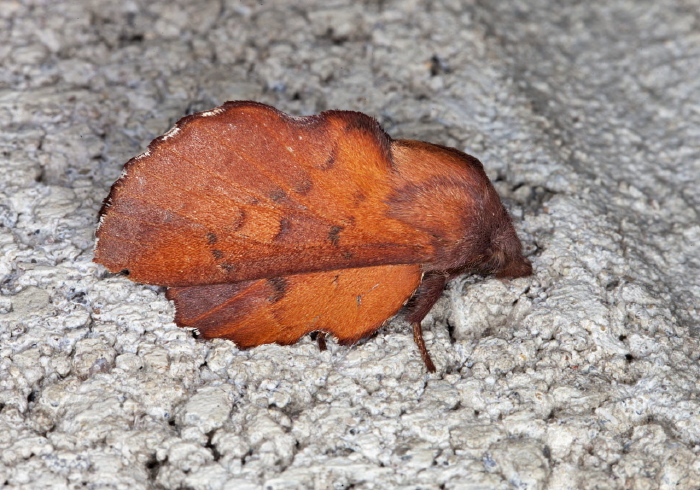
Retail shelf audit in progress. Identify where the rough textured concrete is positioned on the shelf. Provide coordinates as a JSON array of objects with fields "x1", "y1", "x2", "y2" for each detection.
[{"x1": 1, "y1": 1, "x2": 699, "y2": 488}]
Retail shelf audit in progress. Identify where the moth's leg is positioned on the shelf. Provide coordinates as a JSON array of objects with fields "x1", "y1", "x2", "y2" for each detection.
[
  {"x1": 315, "y1": 331, "x2": 328, "y2": 351},
  {"x1": 412, "y1": 323, "x2": 435, "y2": 373},
  {"x1": 406, "y1": 272, "x2": 448, "y2": 373}
]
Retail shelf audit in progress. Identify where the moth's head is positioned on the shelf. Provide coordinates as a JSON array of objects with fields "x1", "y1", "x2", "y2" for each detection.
[{"x1": 477, "y1": 204, "x2": 532, "y2": 279}]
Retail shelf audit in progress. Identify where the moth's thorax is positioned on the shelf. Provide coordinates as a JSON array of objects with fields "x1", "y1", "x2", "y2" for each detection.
[{"x1": 387, "y1": 139, "x2": 530, "y2": 279}]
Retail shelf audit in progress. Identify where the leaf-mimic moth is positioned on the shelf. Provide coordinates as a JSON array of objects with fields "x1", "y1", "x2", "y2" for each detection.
[{"x1": 94, "y1": 101, "x2": 532, "y2": 372}]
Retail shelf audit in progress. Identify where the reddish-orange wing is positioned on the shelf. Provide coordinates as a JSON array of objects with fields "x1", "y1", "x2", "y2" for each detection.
[
  {"x1": 165, "y1": 264, "x2": 422, "y2": 348},
  {"x1": 94, "y1": 101, "x2": 533, "y2": 371},
  {"x1": 94, "y1": 102, "x2": 433, "y2": 287}
]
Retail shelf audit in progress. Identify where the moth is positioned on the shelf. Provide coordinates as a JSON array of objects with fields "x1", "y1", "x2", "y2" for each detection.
[{"x1": 94, "y1": 101, "x2": 532, "y2": 372}]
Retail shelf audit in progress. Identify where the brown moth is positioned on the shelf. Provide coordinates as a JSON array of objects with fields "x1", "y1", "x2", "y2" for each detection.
[{"x1": 94, "y1": 101, "x2": 532, "y2": 372}]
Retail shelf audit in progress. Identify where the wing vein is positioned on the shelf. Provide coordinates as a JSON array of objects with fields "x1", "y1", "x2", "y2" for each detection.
[
  {"x1": 197, "y1": 123, "x2": 339, "y2": 226},
  {"x1": 164, "y1": 144, "x2": 284, "y2": 211},
  {"x1": 115, "y1": 170, "x2": 299, "y2": 249},
  {"x1": 177, "y1": 285, "x2": 258, "y2": 325}
]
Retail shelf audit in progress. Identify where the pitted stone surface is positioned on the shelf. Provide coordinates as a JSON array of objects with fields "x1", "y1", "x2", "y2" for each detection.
[{"x1": 1, "y1": 1, "x2": 699, "y2": 488}]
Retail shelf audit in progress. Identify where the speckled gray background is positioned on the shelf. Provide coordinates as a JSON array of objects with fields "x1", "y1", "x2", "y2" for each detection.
[{"x1": 1, "y1": 0, "x2": 699, "y2": 488}]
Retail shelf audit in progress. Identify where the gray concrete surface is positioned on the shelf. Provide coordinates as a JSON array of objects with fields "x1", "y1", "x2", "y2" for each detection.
[{"x1": 1, "y1": 0, "x2": 699, "y2": 488}]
